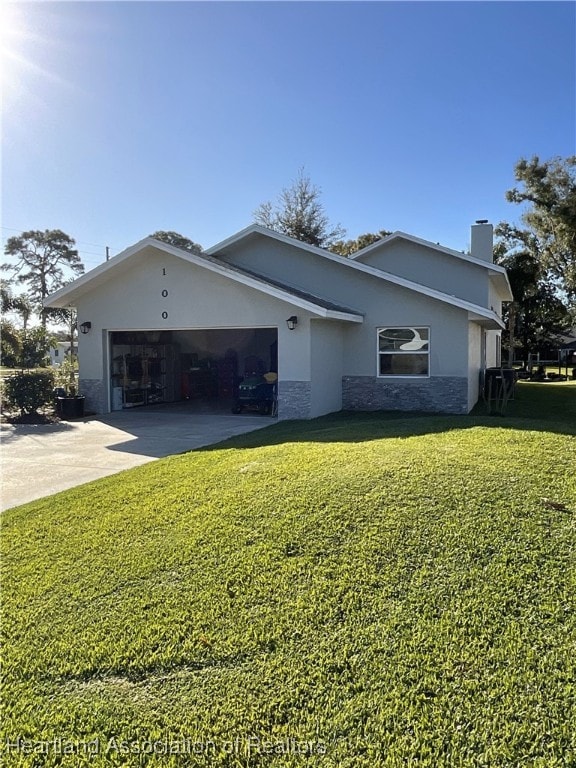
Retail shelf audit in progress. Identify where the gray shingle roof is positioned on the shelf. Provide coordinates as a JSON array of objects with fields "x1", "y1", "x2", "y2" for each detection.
[{"x1": 195, "y1": 251, "x2": 363, "y2": 317}]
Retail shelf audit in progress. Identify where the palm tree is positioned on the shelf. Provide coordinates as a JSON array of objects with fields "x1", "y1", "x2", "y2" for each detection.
[{"x1": 1, "y1": 287, "x2": 29, "y2": 366}]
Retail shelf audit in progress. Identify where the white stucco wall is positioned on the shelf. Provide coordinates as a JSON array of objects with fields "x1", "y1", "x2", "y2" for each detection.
[
  {"x1": 310, "y1": 320, "x2": 344, "y2": 417},
  {"x1": 64, "y1": 234, "x2": 503, "y2": 418},
  {"x1": 74, "y1": 246, "x2": 316, "y2": 411},
  {"x1": 351, "y1": 239, "x2": 491, "y2": 308},
  {"x1": 485, "y1": 331, "x2": 502, "y2": 369},
  {"x1": 218, "y1": 236, "x2": 472, "y2": 379},
  {"x1": 279, "y1": 317, "x2": 312, "y2": 381},
  {"x1": 77, "y1": 247, "x2": 309, "y2": 337},
  {"x1": 489, "y1": 282, "x2": 503, "y2": 316},
  {"x1": 343, "y1": 302, "x2": 470, "y2": 378},
  {"x1": 467, "y1": 322, "x2": 482, "y2": 410}
]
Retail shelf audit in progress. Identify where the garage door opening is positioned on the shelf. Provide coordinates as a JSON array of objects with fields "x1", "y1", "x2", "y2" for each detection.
[{"x1": 109, "y1": 328, "x2": 278, "y2": 415}]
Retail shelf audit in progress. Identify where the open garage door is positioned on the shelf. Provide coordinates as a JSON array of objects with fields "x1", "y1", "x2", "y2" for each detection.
[{"x1": 109, "y1": 328, "x2": 278, "y2": 414}]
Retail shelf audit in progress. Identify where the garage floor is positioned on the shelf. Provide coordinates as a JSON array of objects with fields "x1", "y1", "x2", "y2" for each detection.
[{"x1": 1, "y1": 407, "x2": 276, "y2": 512}]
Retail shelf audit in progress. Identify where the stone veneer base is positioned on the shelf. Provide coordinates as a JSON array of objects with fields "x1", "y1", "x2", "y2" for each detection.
[
  {"x1": 79, "y1": 376, "x2": 468, "y2": 420},
  {"x1": 79, "y1": 379, "x2": 105, "y2": 415},
  {"x1": 342, "y1": 376, "x2": 469, "y2": 415},
  {"x1": 277, "y1": 380, "x2": 311, "y2": 420}
]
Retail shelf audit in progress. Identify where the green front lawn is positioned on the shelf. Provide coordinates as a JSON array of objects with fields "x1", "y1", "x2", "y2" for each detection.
[{"x1": 1, "y1": 383, "x2": 575, "y2": 766}]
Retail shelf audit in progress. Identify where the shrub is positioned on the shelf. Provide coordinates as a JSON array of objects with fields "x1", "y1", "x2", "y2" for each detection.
[{"x1": 3, "y1": 370, "x2": 55, "y2": 415}]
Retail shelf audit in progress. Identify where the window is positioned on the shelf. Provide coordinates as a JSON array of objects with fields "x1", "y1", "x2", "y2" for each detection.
[{"x1": 378, "y1": 327, "x2": 429, "y2": 376}]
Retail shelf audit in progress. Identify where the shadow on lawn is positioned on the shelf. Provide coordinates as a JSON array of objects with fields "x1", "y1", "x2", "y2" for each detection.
[
  {"x1": 2, "y1": 383, "x2": 573, "y2": 461},
  {"x1": 199, "y1": 382, "x2": 576, "y2": 453}
]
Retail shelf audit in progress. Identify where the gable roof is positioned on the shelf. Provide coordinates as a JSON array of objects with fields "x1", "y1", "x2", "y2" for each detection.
[
  {"x1": 45, "y1": 226, "x2": 505, "y2": 330},
  {"x1": 44, "y1": 237, "x2": 363, "y2": 323},
  {"x1": 347, "y1": 230, "x2": 513, "y2": 299},
  {"x1": 206, "y1": 225, "x2": 505, "y2": 328},
  {"x1": 204, "y1": 224, "x2": 332, "y2": 259}
]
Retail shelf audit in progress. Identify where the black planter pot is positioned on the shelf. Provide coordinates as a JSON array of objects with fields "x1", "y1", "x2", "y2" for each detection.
[{"x1": 56, "y1": 396, "x2": 85, "y2": 419}]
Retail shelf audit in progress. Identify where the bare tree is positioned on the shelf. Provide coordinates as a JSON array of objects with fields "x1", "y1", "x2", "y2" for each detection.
[{"x1": 254, "y1": 169, "x2": 345, "y2": 248}]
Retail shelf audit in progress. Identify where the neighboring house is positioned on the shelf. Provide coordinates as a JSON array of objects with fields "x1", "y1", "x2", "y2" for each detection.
[
  {"x1": 44, "y1": 221, "x2": 512, "y2": 420},
  {"x1": 559, "y1": 328, "x2": 576, "y2": 350},
  {"x1": 48, "y1": 342, "x2": 72, "y2": 366},
  {"x1": 558, "y1": 328, "x2": 576, "y2": 368}
]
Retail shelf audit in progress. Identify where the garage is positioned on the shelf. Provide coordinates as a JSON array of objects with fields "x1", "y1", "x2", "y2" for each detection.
[
  {"x1": 44, "y1": 232, "x2": 366, "y2": 421},
  {"x1": 109, "y1": 327, "x2": 278, "y2": 414}
]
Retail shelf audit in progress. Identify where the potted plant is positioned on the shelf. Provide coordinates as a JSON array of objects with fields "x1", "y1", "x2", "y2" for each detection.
[{"x1": 54, "y1": 355, "x2": 85, "y2": 419}]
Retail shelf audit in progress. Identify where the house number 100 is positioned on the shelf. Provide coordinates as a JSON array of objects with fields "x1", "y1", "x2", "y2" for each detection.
[{"x1": 161, "y1": 271, "x2": 168, "y2": 317}]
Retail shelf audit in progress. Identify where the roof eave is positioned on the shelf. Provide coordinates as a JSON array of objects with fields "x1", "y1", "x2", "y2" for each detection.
[
  {"x1": 489, "y1": 270, "x2": 514, "y2": 301},
  {"x1": 44, "y1": 229, "x2": 504, "y2": 325},
  {"x1": 44, "y1": 236, "x2": 364, "y2": 321},
  {"x1": 350, "y1": 231, "x2": 471, "y2": 261},
  {"x1": 322, "y1": 310, "x2": 364, "y2": 323},
  {"x1": 204, "y1": 224, "x2": 332, "y2": 260},
  {"x1": 44, "y1": 236, "x2": 161, "y2": 308},
  {"x1": 206, "y1": 226, "x2": 502, "y2": 318},
  {"x1": 351, "y1": 230, "x2": 512, "y2": 277},
  {"x1": 469, "y1": 310, "x2": 505, "y2": 330}
]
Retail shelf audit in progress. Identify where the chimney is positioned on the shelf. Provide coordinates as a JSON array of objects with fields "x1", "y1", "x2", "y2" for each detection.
[{"x1": 470, "y1": 220, "x2": 494, "y2": 262}]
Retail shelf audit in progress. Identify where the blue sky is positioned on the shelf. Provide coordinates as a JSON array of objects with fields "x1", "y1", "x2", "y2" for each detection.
[{"x1": 2, "y1": 1, "x2": 575, "y2": 270}]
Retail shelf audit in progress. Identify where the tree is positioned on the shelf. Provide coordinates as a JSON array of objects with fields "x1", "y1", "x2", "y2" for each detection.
[
  {"x1": 150, "y1": 231, "x2": 203, "y2": 254},
  {"x1": 2, "y1": 230, "x2": 84, "y2": 329},
  {"x1": 0, "y1": 287, "x2": 30, "y2": 366},
  {"x1": 253, "y1": 169, "x2": 346, "y2": 249},
  {"x1": 0, "y1": 320, "x2": 21, "y2": 368},
  {"x1": 506, "y1": 155, "x2": 576, "y2": 299},
  {"x1": 17, "y1": 327, "x2": 55, "y2": 369},
  {"x1": 1, "y1": 285, "x2": 32, "y2": 330},
  {"x1": 494, "y1": 222, "x2": 572, "y2": 361},
  {"x1": 0, "y1": 324, "x2": 55, "y2": 370},
  {"x1": 332, "y1": 230, "x2": 392, "y2": 257},
  {"x1": 48, "y1": 306, "x2": 78, "y2": 359}
]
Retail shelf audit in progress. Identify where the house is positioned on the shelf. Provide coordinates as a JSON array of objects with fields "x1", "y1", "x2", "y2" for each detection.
[
  {"x1": 559, "y1": 328, "x2": 576, "y2": 369},
  {"x1": 559, "y1": 328, "x2": 576, "y2": 352},
  {"x1": 44, "y1": 221, "x2": 512, "y2": 420},
  {"x1": 48, "y1": 341, "x2": 72, "y2": 367}
]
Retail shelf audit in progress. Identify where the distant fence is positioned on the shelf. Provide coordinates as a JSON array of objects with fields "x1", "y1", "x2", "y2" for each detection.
[
  {"x1": 514, "y1": 350, "x2": 576, "y2": 368},
  {"x1": 511, "y1": 355, "x2": 576, "y2": 381}
]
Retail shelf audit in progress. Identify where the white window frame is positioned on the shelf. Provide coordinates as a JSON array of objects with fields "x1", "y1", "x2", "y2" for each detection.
[{"x1": 377, "y1": 326, "x2": 430, "y2": 378}]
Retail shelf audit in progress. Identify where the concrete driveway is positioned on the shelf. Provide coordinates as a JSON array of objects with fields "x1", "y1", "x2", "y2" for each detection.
[{"x1": 1, "y1": 407, "x2": 276, "y2": 511}]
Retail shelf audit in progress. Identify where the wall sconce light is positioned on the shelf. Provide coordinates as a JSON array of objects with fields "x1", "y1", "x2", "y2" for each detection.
[
  {"x1": 80, "y1": 321, "x2": 92, "y2": 335},
  {"x1": 286, "y1": 315, "x2": 298, "y2": 331}
]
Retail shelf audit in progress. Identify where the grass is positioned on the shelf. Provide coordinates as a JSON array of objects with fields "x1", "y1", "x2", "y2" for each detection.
[
  {"x1": 1, "y1": 382, "x2": 575, "y2": 766},
  {"x1": 0, "y1": 367, "x2": 39, "y2": 377}
]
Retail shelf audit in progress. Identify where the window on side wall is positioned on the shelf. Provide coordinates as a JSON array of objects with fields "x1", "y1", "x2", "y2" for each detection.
[{"x1": 377, "y1": 327, "x2": 430, "y2": 376}]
